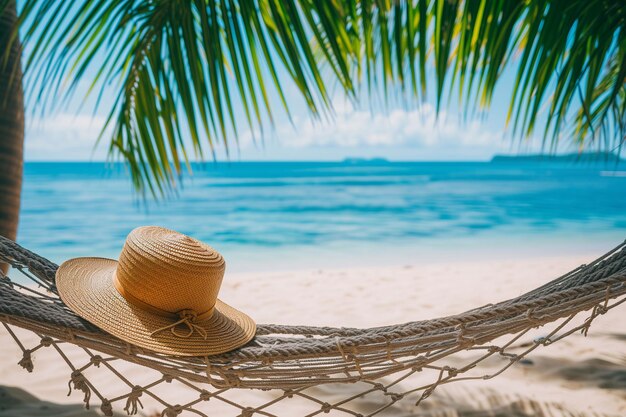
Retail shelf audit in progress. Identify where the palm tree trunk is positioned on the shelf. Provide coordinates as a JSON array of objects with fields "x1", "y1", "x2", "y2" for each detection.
[{"x1": 0, "y1": 0, "x2": 24, "y2": 273}]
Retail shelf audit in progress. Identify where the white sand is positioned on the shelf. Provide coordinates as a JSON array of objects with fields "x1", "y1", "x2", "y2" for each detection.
[{"x1": 1, "y1": 253, "x2": 624, "y2": 416}]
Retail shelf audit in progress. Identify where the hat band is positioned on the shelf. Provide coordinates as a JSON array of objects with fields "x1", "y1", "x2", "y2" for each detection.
[{"x1": 112, "y1": 273, "x2": 215, "y2": 322}]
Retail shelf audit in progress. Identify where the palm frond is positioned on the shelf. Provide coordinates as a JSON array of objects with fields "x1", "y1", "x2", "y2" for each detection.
[
  {"x1": 338, "y1": 0, "x2": 626, "y2": 150},
  {"x1": 19, "y1": 0, "x2": 355, "y2": 197},
  {"x1": 15, "y1": 0, "x2": 626, "y2": 196}
]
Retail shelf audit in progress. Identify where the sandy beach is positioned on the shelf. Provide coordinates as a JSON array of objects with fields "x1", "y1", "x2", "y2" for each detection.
[{"x1": 1, "y1": 252, "x2": 624, "y2": 416}]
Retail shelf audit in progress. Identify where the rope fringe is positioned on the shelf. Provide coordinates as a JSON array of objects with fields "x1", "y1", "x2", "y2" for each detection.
[
  {"x1": 17, "y1": 349, "x2": 33, "y2": 372},
  {"x1": 100, "y1": 399, "x2": 113, "y2": 417},
  {"x1": 124, "y1": 385, "x2": 144, "y2": 415},
  {"x1": 67, "y1": 370, "x2": 91, "y2": 409}
]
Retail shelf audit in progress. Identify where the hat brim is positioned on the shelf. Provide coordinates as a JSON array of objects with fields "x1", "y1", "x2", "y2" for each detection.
[{"x1": 55, "y1": 257, "x2": 256, "y2": 356}]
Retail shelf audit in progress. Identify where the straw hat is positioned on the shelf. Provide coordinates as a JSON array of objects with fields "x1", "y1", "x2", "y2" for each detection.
[{"x1": 55, "y1": 226, "x2": 256, "y2": 356}]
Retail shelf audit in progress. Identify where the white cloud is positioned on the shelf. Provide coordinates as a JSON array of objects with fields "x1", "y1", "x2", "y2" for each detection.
[
  {"x1": 25, "y1": 113, "x2": 108, "y2": 161},
  {"x1": 23, "y1": 102, "x2": 536, "y2": 161},
  {"x1": 239, "y1": 99, "x2": 508, "y2": 154}
]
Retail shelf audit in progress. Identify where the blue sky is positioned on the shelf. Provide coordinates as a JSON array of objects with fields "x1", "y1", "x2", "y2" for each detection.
[
  {"x1": 22, "y1": 16, "x2": 556, "y2": 163},
  {"x1": 25, "y1": 85, "x2": 549, "y2": 162}
]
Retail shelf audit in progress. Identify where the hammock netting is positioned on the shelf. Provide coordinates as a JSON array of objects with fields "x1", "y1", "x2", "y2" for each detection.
[{"x1": 0, "y1": 236, "x2": 624, "y2": 416}]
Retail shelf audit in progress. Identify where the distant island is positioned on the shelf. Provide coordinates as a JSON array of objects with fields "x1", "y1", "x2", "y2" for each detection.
[
  {"x1": 491, "y1": 152, "x2": 624, "y2": 163},
  {"x1": 342, "y1": 157, "x2": 390, "y2": 164}
]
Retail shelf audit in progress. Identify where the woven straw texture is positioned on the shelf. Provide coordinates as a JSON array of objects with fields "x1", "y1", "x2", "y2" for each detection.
[
  {"x1": 55, "y1": 226, "x2": 256, "y2": 356},
  {"x1": 0, "y1": 236, "x2": 624, "y2": 416}
]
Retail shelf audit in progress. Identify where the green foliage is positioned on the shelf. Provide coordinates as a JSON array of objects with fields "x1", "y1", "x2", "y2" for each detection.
[
  {"x1": 17, "y1": 0, "x2": 358, "y2": 196},
  {"x1": 11, "y1": 0, "x2": 626, "y2": 196},
  {"x1": 339, "y1": 0, "x2": 626, "y2": 150}
]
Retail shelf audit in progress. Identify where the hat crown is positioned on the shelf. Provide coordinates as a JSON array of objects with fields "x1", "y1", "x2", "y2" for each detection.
[{"x1": 115, "y1": 226, "x2": 224, "y2": 315}]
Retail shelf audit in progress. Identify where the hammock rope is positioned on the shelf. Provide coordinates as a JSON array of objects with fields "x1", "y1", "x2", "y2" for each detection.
[{"x1": 0, "y1": 236, "x2": 624, "y2": 416}]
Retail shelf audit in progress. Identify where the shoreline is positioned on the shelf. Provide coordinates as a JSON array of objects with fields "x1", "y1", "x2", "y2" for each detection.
[{"x1": 18, "y1": 230, "x2": 625, "y2": 278}]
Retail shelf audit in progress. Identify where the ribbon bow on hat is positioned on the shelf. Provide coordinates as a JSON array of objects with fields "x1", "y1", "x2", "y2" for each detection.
[{"x1": 150, "y1": 309, "x2": 211, "y2": 340}]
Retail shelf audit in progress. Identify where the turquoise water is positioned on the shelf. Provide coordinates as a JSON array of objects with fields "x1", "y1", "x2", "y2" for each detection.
[{"x1": 18, "y1": 161, "x2": 626, "y2": 272}]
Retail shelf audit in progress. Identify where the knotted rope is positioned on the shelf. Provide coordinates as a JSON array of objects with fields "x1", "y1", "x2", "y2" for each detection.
[
  {"x1": 67, "y1": 370, "x2": 91, "y2": 408},
  {"x1": 0, "y1": 236, "x2": 625, "y2": 417},
  {"x1": 124, "y1": 385, "x2": 144, "y2": 415},
  {"x1": 150, "y1": 309, "x2": 209, "y2": 339}
]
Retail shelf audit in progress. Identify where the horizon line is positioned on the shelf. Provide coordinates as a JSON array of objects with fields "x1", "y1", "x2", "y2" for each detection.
[{"x1": 22, "y1": 150, "x2": 621, "y2": 165}]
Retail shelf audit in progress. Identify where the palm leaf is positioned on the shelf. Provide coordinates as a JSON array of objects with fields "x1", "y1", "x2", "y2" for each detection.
[
  {"x1": 16, "y1": 0, "x2": 355, "y2": 197},
  {"x1": 11, "y1": 0, "x2": 626, "y2": 196}
]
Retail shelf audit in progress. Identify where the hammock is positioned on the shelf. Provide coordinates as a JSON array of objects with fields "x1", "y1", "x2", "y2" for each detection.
[{"x1": 0, "y1": 236, "x2": 624, "y2": 417}]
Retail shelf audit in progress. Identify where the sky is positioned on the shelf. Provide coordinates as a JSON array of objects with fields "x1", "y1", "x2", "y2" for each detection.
[
  {"x1": 21, "y1": 9, "x2": 555, "y2": 163},
  {"x1": 24, "y1": 96, "x2": 547, "y2": 162}
]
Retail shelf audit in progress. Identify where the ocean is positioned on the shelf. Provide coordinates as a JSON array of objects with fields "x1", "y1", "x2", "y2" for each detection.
[{"x1": 18, "y1": 160, "x2": 626, "y2": 272}]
